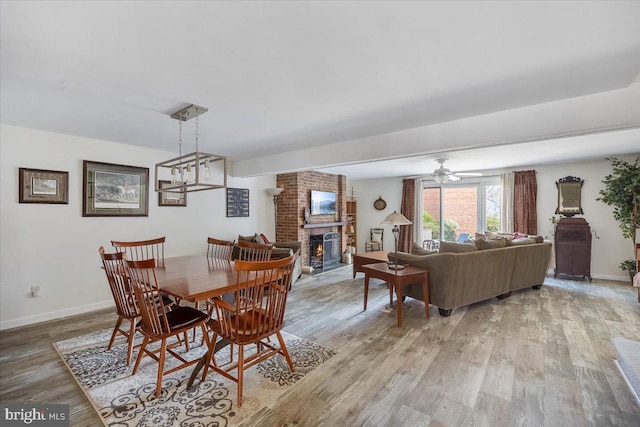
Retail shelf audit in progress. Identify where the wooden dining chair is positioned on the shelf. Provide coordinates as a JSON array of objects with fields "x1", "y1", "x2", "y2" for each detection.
[
  {"x1": 207, "y1": 237, "x2": 235, "y2": 260},
  {"x1": 112, "y1": 237, "x2": 166, "y2": 267},
  {"x1": 99, "y1": 246, "x2": 140, "y2": 365},
  {"x1": 202, "y1": 253, "x2": 297, "y2": 407},
  {"x1": 124, "y1": 258, "x2": 210, "y2": 398},
  {"x1": 237, "y1": 239, "x2": 273, "y2": 262}
]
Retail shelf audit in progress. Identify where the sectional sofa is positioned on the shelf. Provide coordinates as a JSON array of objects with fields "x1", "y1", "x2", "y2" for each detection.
[{"x1": 389, "y1": 239, "x2": 552, "y2": 316}]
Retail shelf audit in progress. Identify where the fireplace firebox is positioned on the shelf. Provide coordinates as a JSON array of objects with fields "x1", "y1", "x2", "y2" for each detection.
[{"x1": 309, "y1": 232, "x2": 341, "y2": 270}]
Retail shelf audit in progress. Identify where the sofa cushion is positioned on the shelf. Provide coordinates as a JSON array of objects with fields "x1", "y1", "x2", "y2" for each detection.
[
  {"x1": 486, "y1": 231, "x2": 515, "y2": 240},
  {"x1": 411, "y1": 242, "x2": 437, "y2": 256},
  {"x1": 476, "y1": 238, "x2": 507, "y2": 250},
  {"x1": 505, "y1": 237, "x2": 537, "y2": 246},
  {"x1": 238, "y1": 234, "x2": 257, "y2": 243},
  {"x1": 439, "y1": 241, "x2": 478, "y2": 253}
]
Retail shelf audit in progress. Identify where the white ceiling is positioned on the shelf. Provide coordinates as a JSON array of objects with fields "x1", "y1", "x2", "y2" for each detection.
[{"x1": 2, "y1": 1, "x2": 639, "y2": 180}]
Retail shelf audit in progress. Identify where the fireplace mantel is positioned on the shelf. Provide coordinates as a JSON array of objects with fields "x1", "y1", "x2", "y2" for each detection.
[{"x1": 302, "y1": 221, "x2": 347, "y2": 229}]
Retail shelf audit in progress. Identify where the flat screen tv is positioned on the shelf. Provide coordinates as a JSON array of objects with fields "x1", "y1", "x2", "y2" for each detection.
[{"x1": 310, "y1": 190, "x2": 336, "y2": 215}]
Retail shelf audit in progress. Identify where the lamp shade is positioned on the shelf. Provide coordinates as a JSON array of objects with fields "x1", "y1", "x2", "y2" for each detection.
[
  {"x1": 266, "y1": 187, "x2": 284, "y2": 196},
  {"x1": 380, "y1": 211, "x2": 412, "y2": 226}
]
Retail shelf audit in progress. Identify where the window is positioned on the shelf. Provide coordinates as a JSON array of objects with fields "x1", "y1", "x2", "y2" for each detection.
[{"x1": 421, "y1": 178, "x2": 500, "y2": 243}]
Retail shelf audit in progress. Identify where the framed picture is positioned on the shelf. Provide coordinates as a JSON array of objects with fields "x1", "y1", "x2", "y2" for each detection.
[
  {"x1": 19, "y1": 168, "x2": 69, "y2": 204},
  {"x1": 83, "y1": 160, "x2": 149, "y2": 217},
  {"x1": 226, "y1": 188, "x2": 249, "y2": 217},
  {"x1": 158, "y1": 180, "x2": 187, "y2": 207}
]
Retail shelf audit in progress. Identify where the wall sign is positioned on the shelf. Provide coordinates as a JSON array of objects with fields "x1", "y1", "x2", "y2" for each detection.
[{"x1": 226, "y1": 188, "x2": 249, "y2": 217}]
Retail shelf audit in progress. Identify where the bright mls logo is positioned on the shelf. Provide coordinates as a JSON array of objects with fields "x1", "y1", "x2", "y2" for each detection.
[{"x1": 1, "y1": 404, "x2": 69, "y2": 426}]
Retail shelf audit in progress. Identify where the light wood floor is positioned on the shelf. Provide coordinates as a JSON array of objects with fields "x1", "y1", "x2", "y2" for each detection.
[{"x1": 1, "y1": 266, "x2": 639, "y2": 426}]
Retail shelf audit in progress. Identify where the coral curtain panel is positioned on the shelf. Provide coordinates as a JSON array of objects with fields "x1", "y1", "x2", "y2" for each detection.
[
  {"x1": 513, "y1": 170, "x2": 538, "y2": 235},
  {"x1": 399, "y1": 179, "x2": 415, "y2": 252}
]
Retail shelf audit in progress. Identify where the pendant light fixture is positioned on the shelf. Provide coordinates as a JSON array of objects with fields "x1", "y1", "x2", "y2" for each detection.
[{"x1": 155, "y1": 104, "x2": 227, "y2": 194}]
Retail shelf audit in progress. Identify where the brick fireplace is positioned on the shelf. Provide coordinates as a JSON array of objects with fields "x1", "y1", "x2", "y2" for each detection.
[{"x1": 275, "y1": 171, "x2": 347, "y2": 267}]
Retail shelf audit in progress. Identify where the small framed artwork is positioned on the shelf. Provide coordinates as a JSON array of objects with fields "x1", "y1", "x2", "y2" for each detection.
[
  {"x1": 158, "y1": 180, "x2": 187, "y2": 207},
  {"x1": 226, "y1": 188, "x2": 249, "y2": 217},
  {"x1": 83, "y1": 160, "x2": 149, "y2": 217},
  {"x1": 19, "y1": 168, "x2": 69, "y2": 204}
]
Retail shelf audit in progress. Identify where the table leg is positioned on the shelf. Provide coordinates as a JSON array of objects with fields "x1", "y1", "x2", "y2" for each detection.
[
  {"x1": 395, "y1": 282, "x2": 402, "y2": 327},
  {"x1": 187, "y1": 337, "x2": 229, "y2": 388},
  {"x1": 363, "y1": 272, "x2": 370, "y2": 311}
]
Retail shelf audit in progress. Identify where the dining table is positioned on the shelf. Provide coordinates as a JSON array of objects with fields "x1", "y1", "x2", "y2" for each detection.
[{"x1": 155, "y1": 255, "x2": 237, "y2": 387}]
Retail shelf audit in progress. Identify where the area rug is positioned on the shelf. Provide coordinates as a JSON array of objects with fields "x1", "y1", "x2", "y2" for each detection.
[{"x1": 54, "y1": 328, "x2": 335, "y2": 426}]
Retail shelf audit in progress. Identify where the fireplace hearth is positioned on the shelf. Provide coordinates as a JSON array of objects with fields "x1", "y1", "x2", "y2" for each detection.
[{"x1": 309, "y1": 232, "x2": 341, "y2": 271}]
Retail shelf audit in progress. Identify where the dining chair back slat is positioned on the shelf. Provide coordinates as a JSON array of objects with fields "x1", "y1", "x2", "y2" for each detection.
[
  {"x1": 207, "y1": 237, "x2": 235, "y2": 260},
  {"x1": 112, "y1": 237, "x2": 166, "y2": 268},
  {"x1": 237, "y1": 239, "x2": 273, "y2": 262}
]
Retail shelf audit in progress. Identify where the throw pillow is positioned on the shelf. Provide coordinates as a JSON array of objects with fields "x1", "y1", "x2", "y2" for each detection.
[
  {"x1": 411, "y1": 242, "x2": 437, "y2": 256},
  {"x1": 371, "y1": 232, "x2": 382, "y2": 243},
  {"x1": 506, "y1": 237, "x2": 537, "y2": 246},
  {"x1": 476, "y1": 238, "x2": 507, "y2": 250},
  {"x1": 260, "y1": 233, "x2": 271, "y2": 244},
  {"x1": 255, "y1": 233, "x2": 266, "y2": 244},
  {"x1": 475, "y1": 232, "x2": 486, "y2": 240},
  {"x1": 238, "y1": 234, "x2": 256, "y2": 243},
  {"x1": 439, "y1": 241, "x2": 478, "y2": 253},
  {"x1": 486, "y1": 231, "x2": 515, "y2": 240}
]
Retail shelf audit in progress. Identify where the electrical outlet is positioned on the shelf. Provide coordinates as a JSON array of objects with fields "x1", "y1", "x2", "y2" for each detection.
[{"x1": 31, "y1": 285, "x2": 40, "y2": 297}]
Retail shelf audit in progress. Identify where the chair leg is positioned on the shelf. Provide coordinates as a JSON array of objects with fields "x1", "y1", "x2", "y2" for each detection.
[
  {"x1": 275, "y1": 331, "x2": 294, "y2": 372},
  {"x1": 107, "y1": 317, "x2": 124, "y2": 349},
  {"x1": 237, "y1": 344, "x2": 244, "y2": 407},
  {"x1": 155, "y1": 338, "x2": 168, "y2": 398},
  {"x1": 132, "y1": 335, "x2": 150, "y2": 375},
  {"x1": 183, "y1": 331, "x2": 190, "y2": 351},
  {"x1": 126, "y1": 318, "x2": 137, "y2": 365}
]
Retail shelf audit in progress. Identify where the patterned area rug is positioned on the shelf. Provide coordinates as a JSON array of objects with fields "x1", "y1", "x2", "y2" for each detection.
[{"x1": 54, "y1": 328, "x2": 335, "y2": 426}]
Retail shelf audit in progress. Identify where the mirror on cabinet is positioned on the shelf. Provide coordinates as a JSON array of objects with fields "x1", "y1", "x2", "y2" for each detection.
[{"x1": 555, "y1": 176, "x2": 584, "y2": 217}]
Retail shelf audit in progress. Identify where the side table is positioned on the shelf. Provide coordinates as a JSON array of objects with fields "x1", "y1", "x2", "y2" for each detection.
[{"x1": 363, "y1": 262, "x2": 429, "y2": 327}]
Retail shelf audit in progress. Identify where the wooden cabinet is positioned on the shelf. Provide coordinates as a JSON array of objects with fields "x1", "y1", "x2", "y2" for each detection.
[
  {"x1": 554, "y1": 217, "x2": 592, "y2": 281},
  {"x1": 346, "y1": 199, "x2": 357, "y2": 253}
]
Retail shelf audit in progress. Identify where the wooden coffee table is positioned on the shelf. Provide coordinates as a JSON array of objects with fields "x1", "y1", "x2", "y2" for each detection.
[
  {"x1": 352, "y1": 251, "x2": 389, "y2": 278},
  {"x1": 363, "y1": 262, "x2": 429, "y2": 327}
]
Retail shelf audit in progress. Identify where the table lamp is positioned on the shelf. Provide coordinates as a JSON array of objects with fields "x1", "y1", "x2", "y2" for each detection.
[{"x1": 380, "y1": 211, "x2": 412, "y2": 271}]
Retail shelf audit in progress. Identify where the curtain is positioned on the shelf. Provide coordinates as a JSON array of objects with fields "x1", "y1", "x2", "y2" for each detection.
[
  {"x1": 513, "y1": 170, "x2": 537, "y2": 235},
  {"x1": 500, "y1": 172, "x2": 514, "y2": 233},
  {"x1": 399, "y1": 178, "x2": 415, "y2": 252},
  {"x1": 414, "y1": 178, "x2": 423, "y2": 244}
]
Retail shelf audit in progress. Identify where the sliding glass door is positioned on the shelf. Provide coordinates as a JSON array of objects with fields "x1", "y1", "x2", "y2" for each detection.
[{"x1": 420, "y1": 179, "x2": 500, "y2": 244}]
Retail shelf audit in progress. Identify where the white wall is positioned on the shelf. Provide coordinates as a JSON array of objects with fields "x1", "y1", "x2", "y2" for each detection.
[
  {"x1": 0, "y1": 124, "x2": 277, "y2": 330},
  {"x1": 350, "y1": 156, "x2": 638, "y2": 282}
]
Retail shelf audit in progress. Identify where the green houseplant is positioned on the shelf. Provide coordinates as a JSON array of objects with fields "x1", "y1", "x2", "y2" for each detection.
[{"x1": 597, "y1": 156, "x2": 640, "y2": 282}]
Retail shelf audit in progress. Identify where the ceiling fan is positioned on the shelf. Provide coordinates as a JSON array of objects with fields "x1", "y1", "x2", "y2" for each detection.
[{"x1": 430, "y1": 158, "x2": 482, "y2": 184}]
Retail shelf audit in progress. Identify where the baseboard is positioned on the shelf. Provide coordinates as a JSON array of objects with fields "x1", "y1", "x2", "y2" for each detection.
[
  {"x1": 546, "y1": 269, "x2": 629, "y2": 283},
  {"x1": 0, "y1": 300, "x2": 114, "y2": 331}
]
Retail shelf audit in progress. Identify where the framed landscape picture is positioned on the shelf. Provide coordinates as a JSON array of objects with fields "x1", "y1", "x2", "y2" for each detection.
[
  {"x1": 158, "y1": 180, "x2": 187, "y2": 207},
  {"x1": 83, "y1": 160, "x2": 149, "y2": 217},
  {"x1": 19, "y1": 168, "x2": 69, "y2": 204}
]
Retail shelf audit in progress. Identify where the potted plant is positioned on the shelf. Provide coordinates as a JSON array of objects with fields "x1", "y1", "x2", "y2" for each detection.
[
  {"x1": 620, "y1": 259, "x2": 638, "y2": 284},
  {"x1": 597, "y1": 156, "x2": 640, "y2": 283}
]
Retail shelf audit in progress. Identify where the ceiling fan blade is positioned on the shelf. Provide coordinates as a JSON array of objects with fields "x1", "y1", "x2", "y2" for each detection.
[
  {"x1": 448, "y1": 175, "x2": 461, "y2": 181},
  {"x1": 454, "y1": 172, "x2": 482, "y2": 177}
]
